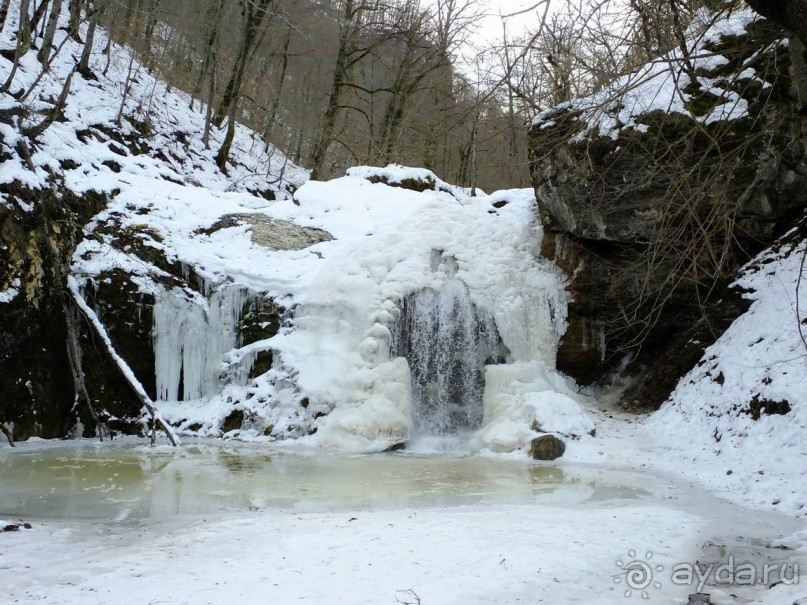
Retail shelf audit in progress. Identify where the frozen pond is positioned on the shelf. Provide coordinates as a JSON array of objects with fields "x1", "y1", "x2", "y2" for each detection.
[
  {"x1": 0, "y1": 439, "x2": 652, "y2": 521},
  {"x1": 1, "y1": 439, "x2": 805, "y2": 605}
]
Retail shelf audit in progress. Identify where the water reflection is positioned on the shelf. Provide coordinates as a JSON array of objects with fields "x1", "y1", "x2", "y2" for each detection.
[{"x1": 0, "y1": 441, "x2": 650, "y2": 523}]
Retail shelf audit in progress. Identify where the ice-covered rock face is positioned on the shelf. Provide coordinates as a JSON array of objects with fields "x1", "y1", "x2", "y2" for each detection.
[
  {"x1": 153, "y1": 284, "x2": 258, "y2": 402},
  {"x1": 391, "y1": 255, "x2": 509, "y2": 436}
]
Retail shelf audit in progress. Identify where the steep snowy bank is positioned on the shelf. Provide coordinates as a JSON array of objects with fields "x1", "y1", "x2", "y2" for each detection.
[
  {"x1": 648, "y1": 228, "x2": 807, "y2": 515},
  {"x1": 559, "y1": 225, "x2": 807, "y2": 517},
  {"x1": 0, "y1": 0, "x2": 306, "y2": 437}
]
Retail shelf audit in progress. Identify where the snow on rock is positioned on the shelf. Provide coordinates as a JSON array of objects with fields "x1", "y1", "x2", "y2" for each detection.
[
  {"x1": 648, "y1": 231, "x2": 807, "y2": 514},
  {"x1": 533, "y1": 7, "x2": 763, "y2": 139},
  {"x1": 0, "y1": 278, "x2": 20, "y2": 304},
  {"x1": 347, "y1": 163, "x2": 478, "y2": 199}
]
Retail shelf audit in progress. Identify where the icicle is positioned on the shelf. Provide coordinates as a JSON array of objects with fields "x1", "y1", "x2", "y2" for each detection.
[{"x1": 152, "y1": 284, "x2": 255, "y2": 402}]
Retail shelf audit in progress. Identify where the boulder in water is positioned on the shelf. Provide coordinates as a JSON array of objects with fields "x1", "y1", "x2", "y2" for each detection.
[{"x1": 530, "y1": 434, "x2": 565, "y2": 460}]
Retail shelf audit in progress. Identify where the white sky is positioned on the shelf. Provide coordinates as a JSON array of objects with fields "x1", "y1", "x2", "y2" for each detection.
[{"x1": 478, "y1": 0, "x2": 552, "y2": 44}]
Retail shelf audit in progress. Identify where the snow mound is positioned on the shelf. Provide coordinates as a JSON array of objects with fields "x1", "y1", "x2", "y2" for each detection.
[
  {"x1": 347, "y1": 164, "x2": 478, "y2": 199},
  {"x1": 472, "y1": 363, "x2": 594, "y2": 453},
  {"x1": 648, "y1": 229, "x2": 807, "y2": 514}
]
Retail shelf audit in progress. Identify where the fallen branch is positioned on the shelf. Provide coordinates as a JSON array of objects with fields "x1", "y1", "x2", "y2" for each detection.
[
  {"x1": 796, "y1": 242, "x2": 807, "y2": 357},
  {"x1": 67, "y1": 277, "x2": 180, "y2": 447},
  {"x1": 64, "y1": 299, "x2": 110, "y2": 441}
]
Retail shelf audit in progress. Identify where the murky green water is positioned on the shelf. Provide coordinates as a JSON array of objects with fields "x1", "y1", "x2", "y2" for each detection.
[{"x1": 0, "y1": 439, "x2": 649, "y2": 522}]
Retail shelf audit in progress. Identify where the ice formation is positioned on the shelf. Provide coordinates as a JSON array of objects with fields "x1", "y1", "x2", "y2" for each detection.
[{"x1": 153, "y1": 284, "x2": 256, "y2": 402}]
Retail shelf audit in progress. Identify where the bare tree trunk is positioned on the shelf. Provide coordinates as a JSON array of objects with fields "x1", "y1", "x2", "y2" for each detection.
[
  {"x1": 23, "y1": 68, "x2": 73, "y2": 139},
  {"x1": 37, "y1": 0, "x2": 63, "y2": 63},
  {"x1": 78, "y1": 8, "x2": 98, "y2": 77},
  {"x1": 142, "y1": 0, "x2": 159, "y2": 60},
  {"x1": 469, "y1": 114, "x2": 478, "y2": 195},
  {"x1": 202, "y1": 57, "x2": 217, "y2": 148},
  {"x1": 1, "y1": 0, "x2": 33, "y2": 93},
  {"x1": 101, "y1": 22, "x2": 112, "y2": 75},
  {"x1": 68, "y1": 278, "x2": 180, "y2": 447},
  {"x1": 309, "y1": 0, "x2": 356, "y2": 179},
  {"x1": 67, "y1": 0, "x2": 81, "y2": 40},
  {"x1": 215, "y1": 101, "x2": 237, "y2": 173},
  {"x1": 213, "y1": 0, "x2": 273, "y2": 127},
  {"x1": 262, "y1": 21, "x2": 292, "y2": 145},
  {"x1": 64, "y1": 301, "x2": 109, "y2": 441},
  {"x1": 30, "y1": 0, "x2": 51, "y2": 38},
  {"x1": 191, "y1": 0, "x2": 225, "y2": 108},
  {"x1": 115, "y1": 49, "x2": 137, "y2": 126}
]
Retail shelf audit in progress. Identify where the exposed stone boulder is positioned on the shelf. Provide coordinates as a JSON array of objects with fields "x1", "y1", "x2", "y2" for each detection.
[
  {"x1": 230, "y1": 214, "x2": 332, "y2": 251},
  {"x1": 530, "y1": 12, "x2": 807, "y2": 407},
  {"x1": 529, "y1": 434, "x2": 566, "y2": 460},
  {"x1": 198, "y1": 214, "x2": 333, "y2": 251},
  {"x1": 346, "y1": 164, "x2": 470, "y2": 199}
]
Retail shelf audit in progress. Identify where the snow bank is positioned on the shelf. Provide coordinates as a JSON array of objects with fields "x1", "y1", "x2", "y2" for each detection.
[
  {"x1": 648, "y1": 232, "x2": 807, "y2": 515},
  {"x1": 473, "y1": 363, "x2": 594, "y2": 452},
  {"x1": 347, "y1": 163, "x2": 478, "y2": 199}
]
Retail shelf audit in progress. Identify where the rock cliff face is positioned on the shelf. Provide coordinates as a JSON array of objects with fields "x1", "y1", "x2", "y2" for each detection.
[
  {"x1": 529, "y1": 8, "x2": 807, "y2": 407},
  {"x1": 0, "y1": 183, "x2": 110, "y2": 439},
  {"x1": 0, "y1": 135, "x2": 293, "y2": 440}
]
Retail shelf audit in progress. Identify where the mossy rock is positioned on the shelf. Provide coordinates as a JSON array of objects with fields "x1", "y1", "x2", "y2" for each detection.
[{"x1": 530, "y1": 434, "x2": 566, "y2": 461}]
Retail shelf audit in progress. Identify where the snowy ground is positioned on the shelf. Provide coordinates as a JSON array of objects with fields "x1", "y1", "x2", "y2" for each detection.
[{"x1": 1, "y1": 438, "x2": 806, "y2": 605}]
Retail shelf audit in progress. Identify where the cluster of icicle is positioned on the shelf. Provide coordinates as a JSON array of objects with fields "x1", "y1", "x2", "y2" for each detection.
[{"x1": 153, "y1": 283, "x2": 256, "y2": 402}]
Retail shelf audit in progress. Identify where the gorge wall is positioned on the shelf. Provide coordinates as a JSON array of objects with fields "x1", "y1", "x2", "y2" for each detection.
[{"x1": 529, "y1": 7, "x2": 807, "y2": 408}]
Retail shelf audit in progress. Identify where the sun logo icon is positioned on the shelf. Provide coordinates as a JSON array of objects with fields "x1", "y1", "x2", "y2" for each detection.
[{"x1": 614, "y1": 550, "x2": 664, "y2": 599}]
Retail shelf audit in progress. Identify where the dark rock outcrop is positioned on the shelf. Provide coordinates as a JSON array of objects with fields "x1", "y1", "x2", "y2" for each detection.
[
  {"x1": 530, "y1": 12, "x2": 807, "y2": 408},
  {"x1": 0, "y1": 184, "x2": 112, "y2": 440},
  {"x1": 745, "y1": 0, "x2": 807, "y2": 46}
]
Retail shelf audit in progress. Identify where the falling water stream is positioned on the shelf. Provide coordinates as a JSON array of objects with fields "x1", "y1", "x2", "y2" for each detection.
[{"x1": 391, "y1": 255, "x2": 508, "y2": 437}]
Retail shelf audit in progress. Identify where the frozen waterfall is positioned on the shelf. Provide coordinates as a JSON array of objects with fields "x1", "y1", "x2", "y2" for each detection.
[
  {"x1": 153, "y1": 285, "x2": 255, "y2": 401},
  {"x1": 391, "y1": 257, "x2": 509, "y2": 436}
]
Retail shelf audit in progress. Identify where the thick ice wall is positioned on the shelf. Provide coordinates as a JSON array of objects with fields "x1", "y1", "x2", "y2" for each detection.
[{"x1": 263, "y1": 182, "x2": 581, "y2": 451}]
